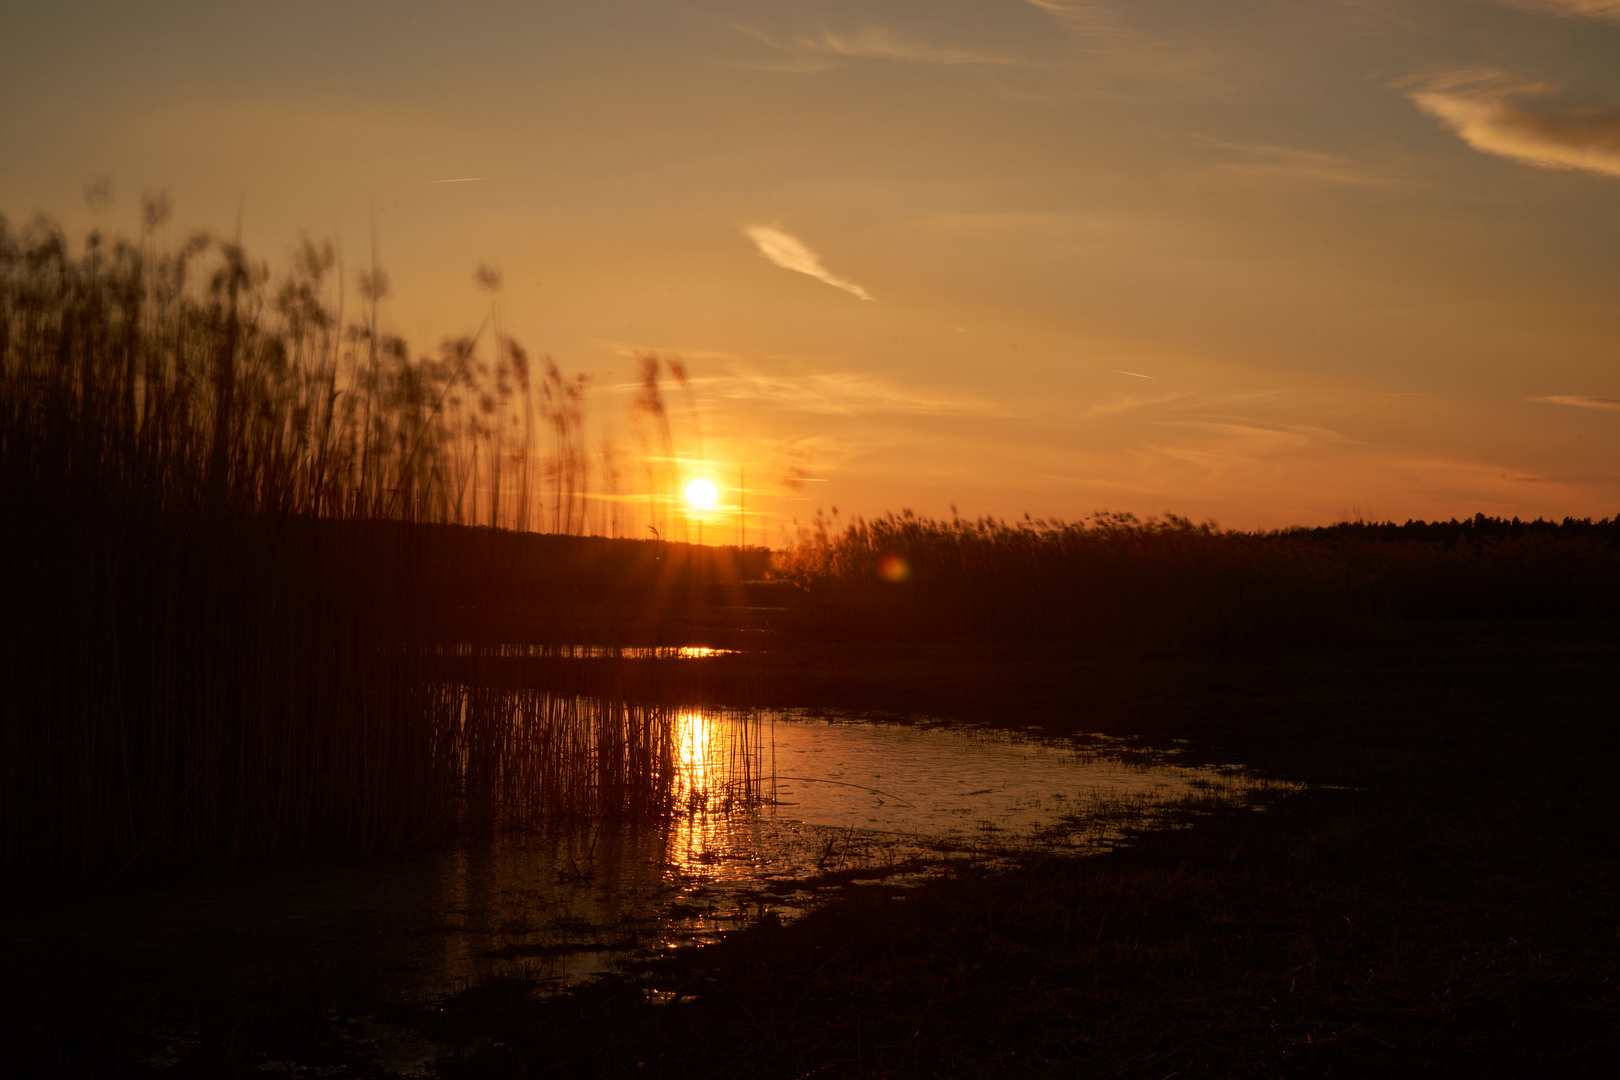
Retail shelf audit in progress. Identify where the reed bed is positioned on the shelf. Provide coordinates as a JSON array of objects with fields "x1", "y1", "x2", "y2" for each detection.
[
  {"x1": 441, "y1": 690, "x2": 692, "y2": 829},
  {"x1": 0, "y1": 507, "x2": 714, "y2": 885},
  {"x1": 0, "y1": 211, "x2": 760, "y2": 888},
  {"x1": 772, "y1": 509, "x2": 1620, "y2": 645},
  {"x1": 6, "y1": 206, "x2": 1616, "y2": 885},
  {"x1": 0, "y1": 497, "x2": 758, "y2": 885}
]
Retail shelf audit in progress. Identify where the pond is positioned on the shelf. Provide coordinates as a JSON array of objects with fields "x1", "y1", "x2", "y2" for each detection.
[{"x1": 7, "y1": 705, "x2": 1296, "y2": 1019}]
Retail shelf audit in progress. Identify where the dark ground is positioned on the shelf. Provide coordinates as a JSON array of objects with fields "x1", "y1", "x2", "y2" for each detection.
[{"x1": 6, "y1": 622, "x2": 1618, "y2": 1077}]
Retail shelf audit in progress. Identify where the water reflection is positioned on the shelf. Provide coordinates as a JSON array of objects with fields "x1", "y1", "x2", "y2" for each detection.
[
  {"x1": 435, "y1": 644, "x2": 735, "y2": 659},
  {"x1": 403, "y1": 707, "x2": 1298, "y2": 994},
  {"x1": 10, "y1": 708, "x2": 1298, "y2": 1007}
]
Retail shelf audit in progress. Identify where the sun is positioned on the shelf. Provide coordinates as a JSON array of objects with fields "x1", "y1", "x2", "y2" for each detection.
[{"x1": 685, "y1": 478, "x2": 718, "y2": 509}]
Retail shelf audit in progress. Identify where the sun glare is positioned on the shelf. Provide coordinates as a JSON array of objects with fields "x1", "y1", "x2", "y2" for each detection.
[{"x1": 685, "y1": 478, "x2": 718, "y2": 509}]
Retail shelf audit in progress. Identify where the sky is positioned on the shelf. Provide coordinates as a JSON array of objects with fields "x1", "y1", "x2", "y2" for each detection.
[{"x1": 4, "y1": 0, "x2": 1620, "y2": 535}]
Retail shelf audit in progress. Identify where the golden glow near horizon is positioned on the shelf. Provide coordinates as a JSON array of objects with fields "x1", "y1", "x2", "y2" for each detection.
[
  {"x1": 685, "y1": 478, "x2": 719, "y2": 511},
  {"x1": 8, "y1": 1, "x2": 1620, "y2": 529}
]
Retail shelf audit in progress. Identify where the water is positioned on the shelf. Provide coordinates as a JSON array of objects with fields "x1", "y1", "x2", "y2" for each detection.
[
  {"x1": 6, "y1": 708, "x2": 1293, "y2": 1013},
  {"x1": 434, "y1": 644, "x2": 735, "y2": 659}
]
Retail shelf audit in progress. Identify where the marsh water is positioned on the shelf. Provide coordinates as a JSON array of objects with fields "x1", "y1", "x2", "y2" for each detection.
[{"x1": 8, "y1": 706, "x2": 1292, "y2": 1033}]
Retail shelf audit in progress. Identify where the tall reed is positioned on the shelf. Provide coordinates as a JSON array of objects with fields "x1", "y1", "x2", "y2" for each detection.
[
  {"x1": 772, "y1": 510, "x2": 1620, "y2": 646},
  {"x1": 0, "y1": 210, "x2": 742, "y2": 888}
]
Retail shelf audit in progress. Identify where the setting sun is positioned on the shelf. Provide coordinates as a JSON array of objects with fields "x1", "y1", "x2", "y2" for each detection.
[
  {"x1": 685, "y1": 478, "x2": 718, "y2": 510},
  {"x1": 8, "y1": 2, "x2": 1618, "y2": 1067}
]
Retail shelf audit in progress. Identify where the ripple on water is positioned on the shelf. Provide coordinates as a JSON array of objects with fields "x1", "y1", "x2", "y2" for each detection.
[{"x1": 10, "y1": 709, "x2": 1298, "y2": 1004}]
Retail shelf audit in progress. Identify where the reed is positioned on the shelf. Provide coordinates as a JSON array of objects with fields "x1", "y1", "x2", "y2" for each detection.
[
  {"x1": 6, "y1": 205, "x2": 1615, "y2": 885},
  {"x1": 772, "y1": 509, "x2": 1620, "y2": 646},
  {"x1": 0, "y1": 210, "x2": 755, "y2": 888},
  {"x1": 0, "y1": 507, "x2": 728, "y2": 885},
  {"x1": 0, "y1": 211, "x2": 552, "y2": 525}
]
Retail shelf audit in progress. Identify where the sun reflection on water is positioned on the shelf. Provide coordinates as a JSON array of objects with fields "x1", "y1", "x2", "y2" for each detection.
[
  {"x1": 668, "y1": 710, "x2": 774, "y2": 874},
  {"x1": 671, "y1": 711, "x2": 722, "y2": 873},
  {"x1": 49, "y1": 708, "x2": 1302, "y2": 1011}
]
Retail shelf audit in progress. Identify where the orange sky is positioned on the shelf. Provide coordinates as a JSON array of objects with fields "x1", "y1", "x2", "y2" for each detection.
[{"x1": 5, "y1": 0, "x2": 1620, "y2": 535}]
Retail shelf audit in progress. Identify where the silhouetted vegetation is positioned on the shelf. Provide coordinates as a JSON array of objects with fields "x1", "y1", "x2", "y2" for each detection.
[
  {"x1": 773, "y1": 509, "x2": 1620, "y2": 644},
  {"x1": 2, "y1": 207, "x2": 1617, "y2": 1075},
  {"x1": 0, "y1": 210, "x2": 755, "y2": 887},
  {"x1": 4, "y1": 206, "x2": 1617, "y2": 892}
]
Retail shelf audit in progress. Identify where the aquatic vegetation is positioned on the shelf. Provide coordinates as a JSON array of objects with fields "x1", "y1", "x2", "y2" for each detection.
[
  {"x1": 772, "y1": 508, "x2": 1620, "y2": 645},
  {"x1": 4, "y1": 206, "x2": 1616, "y2": 888},
  {"x1": 0, "y1": 211, "x2": 750, "y2": 886}
]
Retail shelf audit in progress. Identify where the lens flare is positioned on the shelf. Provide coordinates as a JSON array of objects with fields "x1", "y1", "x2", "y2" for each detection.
[
  {"x1": 685, "y1": 478, "x2": 718, "y2": 509},
  {"x1": 877, "y1": 553, "x2": 911, "y2": 582}
]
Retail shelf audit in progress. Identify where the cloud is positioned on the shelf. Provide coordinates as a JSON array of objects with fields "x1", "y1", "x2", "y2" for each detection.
[
  {"x1": 1496, "y1": 1, "x2": 1620, "y2": 21},
  {"x1": 589, "y1": 342, "x2": 1007, "y2": 418},
  {"x1": 1529, "y1": 394, "x2": 1620, "y2": 412},
  {"x1": 1021, "y1": 0, "x2": 1195, "y2": 76},
  {"x1": 1079, "y1": 393, "x2": 1185, "y2": 419},
  {"x1": 1024, "y1": 0, "x2": 1134, "y2": 40},
  {"x1": 1410, "y1": 73, "x2": 1620, "y2": 178},
  {"x1": 737, "y1": 24, "x2": 1024, "y2": 68},
  {"x1": 1076, "y1": 388, "x2": 1290, "y2": 423},
  {"x1": 744, "y1": 225, "x2": 873, "y2": 301},
  {"x1": 718, "y1": 369, "x2": 1009, "y2": 418},
  {"x1": 1194, "y1": 138, "x2": 1396, "y2": 187}
]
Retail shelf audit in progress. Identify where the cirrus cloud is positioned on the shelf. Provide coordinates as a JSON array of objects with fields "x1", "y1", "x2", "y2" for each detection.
[
  {"x1": 1496, "y1": 1, "x2": 1620, "y2": 21},
  {"x1": 1409, "y1": 73, "x2": 1620, "y2": 179},
  {"x1": 1529, "y1": 395, "x2": 1620, "y2": 412},
  {"x1": 735, "y1": 24, "x2": 1025, "y2": 69},
  {"x1": 744, "y1": 225, "x2": 873, "y2": 301}
]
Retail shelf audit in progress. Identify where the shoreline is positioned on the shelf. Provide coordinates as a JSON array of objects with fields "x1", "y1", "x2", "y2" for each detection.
[{"x1": 6, "y1": 622, "x2": 1617, "y2": 1075}]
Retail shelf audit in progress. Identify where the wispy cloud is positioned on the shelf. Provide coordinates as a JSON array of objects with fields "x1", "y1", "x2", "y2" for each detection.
[
  {"x1": 1195, "y1": 138, "x2": 1396, "y2": 187},
  {"x1": 1078, "y1": 393, "x2": 1184, "y2": 419},
  {"x1": 1021, "y1": 0, "x2": 1197, "y2": 76},
  {"x1": 1024, "y1": 0, "x2": 1137, "y2": 42},
  {"x1": 1495, "y1": 1, "x2": 1620, "y2": 21},
  {"x1": 736, "y1": 24, "x2": 1024, "y2": 69},
  {"x1": 1529, "y1": 394, "x2": 1620, "y2": 412},
  {"x1": 718, "y1": 369, "x2": 1009, "y2": 419},
  {"x1": 1409, "y1": 72, "x2": 1620, "y2": 179},
  {"x1": 745, "y1": 225, "x2": 873, "y2": 301},
  {"x1": 1076, "y1": 389, "x2": 1288, "y2": 422},
  {"x1": 589, "y1": 343, "x2": 1007, "y2": 418}
]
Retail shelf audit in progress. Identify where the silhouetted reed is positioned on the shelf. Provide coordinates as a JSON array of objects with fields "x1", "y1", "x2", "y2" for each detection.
[
  {"x1": 0, "y1": 208, "x2": 547, "y2": 524},
  {"x1": 7, "y1": 205, "x2": 1614, "y2": 886},
  {"x1": 0, "y1": 505, "x2": 741, "y2": 885},
  {"x1": 772, "y1": 509, "x2": 1620, "y2": 646},
  {"x1": 0, "y1": 210, "x2": 756, "y2": 888}
]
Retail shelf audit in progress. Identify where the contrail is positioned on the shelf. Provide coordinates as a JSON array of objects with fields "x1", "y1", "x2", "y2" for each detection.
[
  {"x1": 745, "y1": 224, "x2": 873, "y2": 301},
  {"x1": 1116, "y1": 370, "x2": 1154, "y2": 379},
  {"x1": 434, "y1": 177, "x2": 486, "y2": 183}
]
